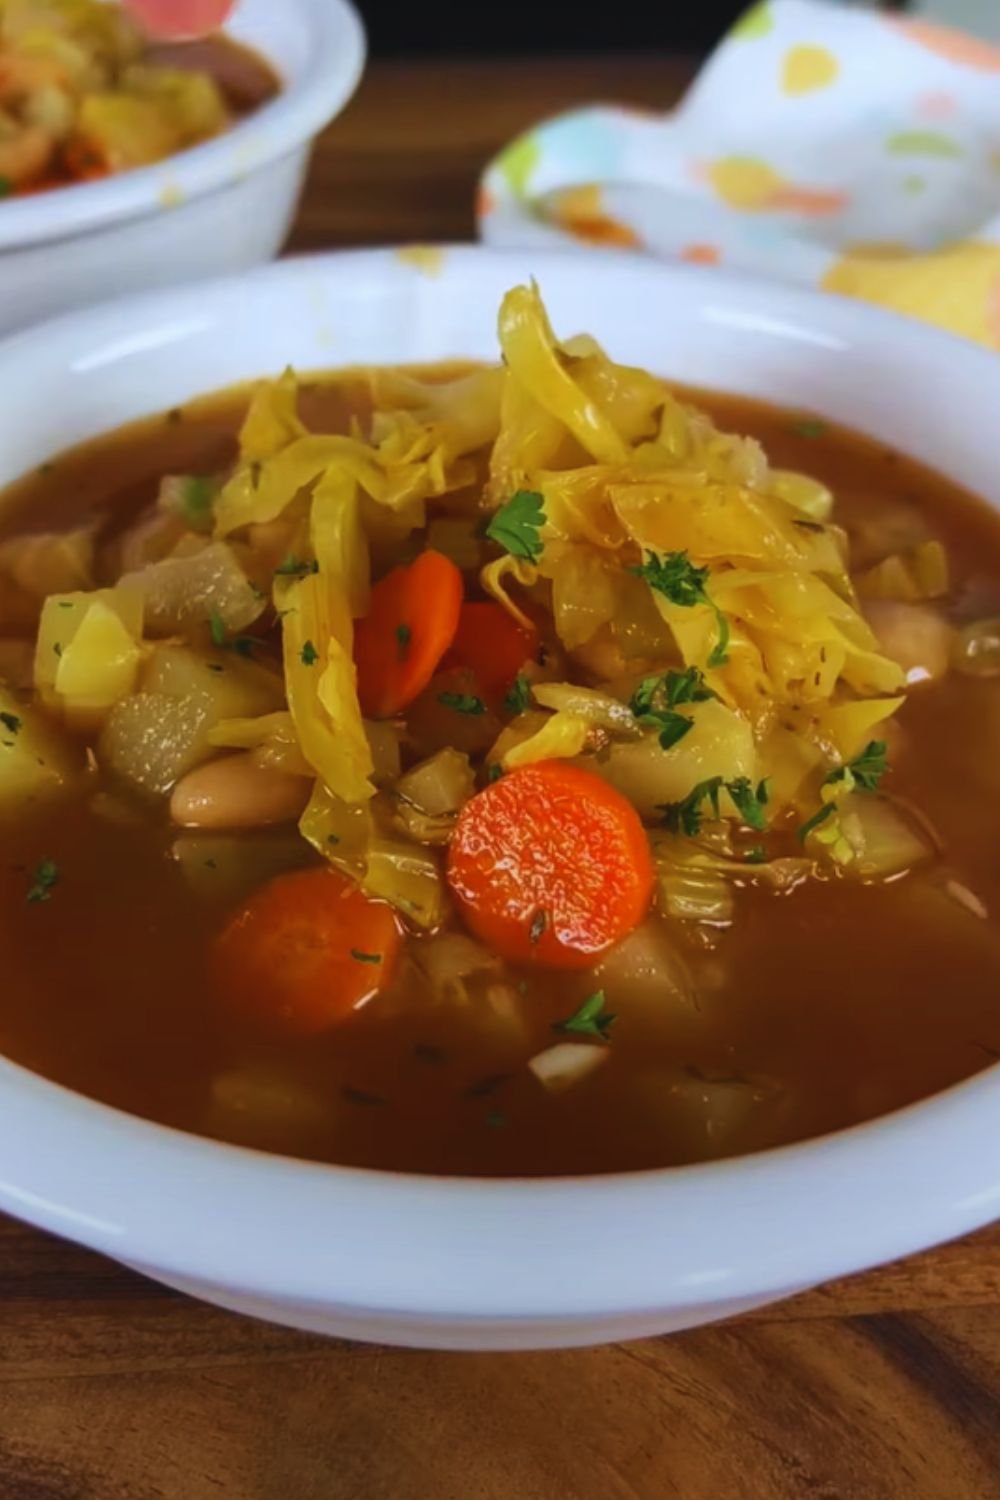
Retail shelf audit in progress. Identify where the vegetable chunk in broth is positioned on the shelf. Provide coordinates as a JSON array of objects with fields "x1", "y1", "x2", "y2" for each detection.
[{"x1": 1, "y1": 285, "x2": 1000, "y2": 1177}]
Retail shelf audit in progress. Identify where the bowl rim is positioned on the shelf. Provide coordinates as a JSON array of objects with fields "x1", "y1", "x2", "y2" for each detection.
[
  {"x1": 2, "y1": 244, "x2": 1000, "y2": 1324},
  {"x1": 0, "y1": 0, "x2": 366, "y2": 253}
]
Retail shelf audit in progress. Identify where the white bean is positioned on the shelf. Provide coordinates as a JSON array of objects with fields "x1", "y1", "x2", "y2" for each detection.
[{"x1": 170, "y1": 753, "x2": 310, "y2": 830}]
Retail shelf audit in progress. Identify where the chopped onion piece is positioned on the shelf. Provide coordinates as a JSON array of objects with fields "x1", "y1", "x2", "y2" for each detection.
[{"x1": 528, "y1": 1042, "x2": 609, "y2": 1094}]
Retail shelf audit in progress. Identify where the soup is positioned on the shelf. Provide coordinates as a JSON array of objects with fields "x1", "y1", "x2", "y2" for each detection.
[
  {"x1": 0, "y1": 0, "x2": 278, "y2": 197},
  {"x1": 1, "y1": 285, "x2": 999, "y2": 1177}
]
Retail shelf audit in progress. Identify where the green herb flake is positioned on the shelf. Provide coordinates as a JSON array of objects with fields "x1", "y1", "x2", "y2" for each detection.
[
  {"x1": 727, "y1": 776, "x2": 770, "y2": 832},
  {"x1": 791, "y1": 416, "x2": 827, "y2": 439},
  {"x1": 57, "y1": 600, "x2": 75, "y2": 609},
  {"x1": 486, "y1": 489, "x2": 546, "y2": 562},
  {"x1": 53, "y1": 642, "x2": 63, "y2": 658},
  {"x1": 351, "y1": 949, "x2": 382, "y2": 965},
  {"x1": 274, "y1": 555, "x2": 319, "y2": 578},
  {"x1": 438, "y1": 691, "x2": 486, "y2": 715},
  {"x1": 396, "y1": 621, "x2": 412, "y2": 661},
  {"x1": 554, "y1": 989, "x2": 616, "y2": 1041},
  {"x1": 659, "y1": 777, "x2": 724, "y2": 838},
  {"x1": 830, "y1": 740, "x2": 888, "y2": 794},
  {"x1": 208, "y1": 611, "x2": 227, "y2": 649},
  {"x1": 529, "y1": 908, "x2": 548, "y2": 944},
  {"x1": 486, "y1": 763, "x2": 504, "y2": 784},
  {"x1": 27, "y1": 858, "x2": 59, "y2": 905},
  {"x1": 630, "y1": 668, "x2": 717, "y2": 752},
  {"x1": 632, "y1": 549, "x2": 730, "y2": 666},
  {"x1": 504, "y1": 672, "x2": 532, "y2": 714},
  {"x1": 798, "y1": 741, "x2": 889, "y2": 842},
  {"x1": 341, "y1": 1086, "x2": 386, "y2": 1108},
  {"x1": 300, "y1": 640, "x2": 319, "y2": 667},
  {"x1": 798, "y1": 803, "x2": 836, "y2": 843},
  {"x1": 179, "y1": 475, "x2": 216, "y2": 532},
  {"x1": 744, "y1": 845, "x2": 768, "y2": 864},
  {"x1": 326, "y1": 833, "x2": 340, "y2": 845},
  {"x1": 0, "y1": 712, "x2": 21, "y2": 736}
]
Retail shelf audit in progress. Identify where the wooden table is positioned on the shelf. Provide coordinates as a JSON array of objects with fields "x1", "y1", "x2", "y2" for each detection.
[{"x1": 4, "y1": 57, "x2": 1000, "y2": 1499}]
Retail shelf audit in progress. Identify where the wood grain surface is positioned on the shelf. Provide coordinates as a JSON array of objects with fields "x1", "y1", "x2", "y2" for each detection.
[{"x1": 3, "y1": 56, "x2": 999, "y2": 1500}]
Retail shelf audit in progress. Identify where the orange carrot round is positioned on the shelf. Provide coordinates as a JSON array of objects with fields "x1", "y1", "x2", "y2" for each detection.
[
  {"x1": 212, "y1": 868, "x2": 402, "y2": 1036},
  {"x1": 447, "y1": 761, "x2": 654, "y2": 969},
  {"x1": 445, "y1": 601, "x2": 539, "y2": 701},
  {"x1": 354, "y1": 550, "x2": 463, "y2": 718}
]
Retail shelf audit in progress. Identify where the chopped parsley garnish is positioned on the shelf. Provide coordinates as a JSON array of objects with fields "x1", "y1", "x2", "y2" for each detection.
[
  {"x1": 274, "y1": 555, "x2": 319, "y2": 578},
  {"x1": 341, "y1": 1086, "x2": 386, "y2": 1107},
  {"x1": 486, "y1": 489, "x2": 545, "y2": 562},
  {"x1": 209, "y1": 612, "x2": 256, "y2": 658},
  {"x1": 791, "y1": 416, "x2": 827, "y2": 439},
  {"x1": 0, "y1": 711, "x2": 21, "y2": 736},
  {"x1": 829, "y1": 740, "x2": 888, "y2": 794},
  {"x1": 529, "y1": 908, "x2": 548, "y2": 944},
  {"x1": 629, "y1": 668, "x2": 715, "y2": 750},
  {"x1": 744, "y1": 845, "x2": 768, "y2": 864},
  {"x1": 486, "y1": 762, "x2": 504, "y2": 784},
  {"x1": 300, "y1": 640, "x2": 319, "y2": 667},
  {"x1": 660, "y1": 776, "x2": 770, "y2": 837},
  {"x1": 554, "y1": 990, "x2": 616, "y2": 1041},
  {"x1": 27, "y1": 858, "x2": 58, "y2": 904},
  {"x1": 660, "y1": 777, "x2": 723, "y2": 837},
  {"x1": 798, "y1": 741, "x2": 889, "y2": 843},
  {"x1": 726, "y1": 776, "x2": 770, "y2": 832},
  {"x1": 798, "y1": 803, "x2": 836, "y2": 843},
  {"x1": 438, "y1": 691, "x2": 486, "y2": 715},
  {"x1": 179, "y1": 475, "x2": 216, "y2": 532},
  {"x1": 632, "y1": 549, "x2": 730, "y2": 667},
  {"x1": 350, "y1": 949, "x2": 382, "y2": 964},
  {"x1": 504, "y1": 672, "x2": 532, "y2": 714},
  {"x1": 395, "y1": 622, "x2": 412, "y2": 660}
]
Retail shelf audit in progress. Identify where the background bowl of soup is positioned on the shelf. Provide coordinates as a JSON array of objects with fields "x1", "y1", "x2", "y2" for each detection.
[
  {"x1": 0, "y1": 0, "x2": 365, "y2": 336},
  {"x1": 1, "y1": 246, "x2": 1000, "y2": 1350}
]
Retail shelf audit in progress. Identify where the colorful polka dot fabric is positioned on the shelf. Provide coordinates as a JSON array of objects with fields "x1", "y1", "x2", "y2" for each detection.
[{"x1": 478, "y1": 0, "x2": 1000, "y2": 350}]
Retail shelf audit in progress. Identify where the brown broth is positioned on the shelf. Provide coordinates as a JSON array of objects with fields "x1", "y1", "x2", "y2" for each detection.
[{"x1": 1, "y1": 381, "x2": 1000, "y2": 1176}]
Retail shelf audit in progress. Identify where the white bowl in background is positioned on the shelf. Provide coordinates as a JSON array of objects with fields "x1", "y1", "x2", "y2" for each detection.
[
  {"x1": 1, "y1": 247, "x2": 999, "y2": 1351},
  {"x1": 0, "y1": 0, "x2": 365, "y2": 336}
]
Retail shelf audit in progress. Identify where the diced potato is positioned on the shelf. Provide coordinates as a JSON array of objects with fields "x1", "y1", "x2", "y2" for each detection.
[
  {"x1": 98, "y1": 645, "x2": 284, "y2": 796},
  {"x1": 53, "y1": 599, "x2": 143, "y2": 729},
  {"x1": 171, "y1": 830, "x2": 312, "y2": 903},
  {"x1": 864, "y1": 600, "x2": 954, "y2": 686},
  {"x1": 632, "y1": 1066, "x2": 782, "y2": 1160},
  {"x1": 0, "y1": 526, "x2": 94, "y2": 606},
  {"x1": 35, "y1": 586, "x2": 143, "y2": 726},
  {"x1": 120, "y1": 540, "x2": 264, "y2": 638},
  {"x1": 595, "y1": 699, "x2": 756, "y2": 817},
  {"x1": 528, "y1": 1042, "x2": 608, "y2": 1093},
  {"x1": 591, "y1": 920, "x2": 699, "y2": 1035},
  {"x1": 206, "y1": 1064, "x2": 334, "y2": 1152},
  {"x1": 0, "y1": 685, "x2": 81, "y2": 813},
  {"x1": 837, "y1": 794, "x2": 932, "y2": 881}
]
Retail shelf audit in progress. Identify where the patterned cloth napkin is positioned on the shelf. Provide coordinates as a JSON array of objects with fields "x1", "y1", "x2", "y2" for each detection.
[{"x1": 478, "y1": 0, "x2": 1000, "y2": 349}]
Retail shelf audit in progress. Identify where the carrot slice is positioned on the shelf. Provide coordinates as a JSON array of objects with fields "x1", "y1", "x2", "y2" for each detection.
[
  {"x1": 354, "y1": 550, "x2": 463, "y2": 718},
  {"x1": 212, "y1": 868, "x2": 402, "y2": 1036},
  {"x1": 122, "y1": 0, "x2": 235, "y2": 39},
  {"x1": 447, "y1": 761, "x2": 654, "y2": 969},
  {"x1": 445, "y1": 602, "x2": 539, "y2": 700}
]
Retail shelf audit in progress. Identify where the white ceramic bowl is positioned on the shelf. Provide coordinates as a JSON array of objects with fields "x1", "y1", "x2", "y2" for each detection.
[
  {"x1": 2, "y1": 247, "x2": 999, "y2": 1351},
  {"x1": 0, "y1": 0, "x2": 365, "y2": 336}
]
